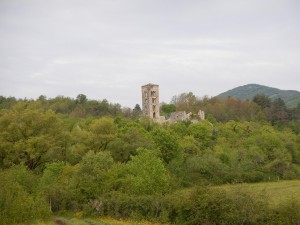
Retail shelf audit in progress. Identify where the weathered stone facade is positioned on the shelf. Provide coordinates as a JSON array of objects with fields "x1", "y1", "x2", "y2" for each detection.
[
  {"x1": 141, "y1": 83, "x2": 160, "y2": 119},
  {"x1": 169, "y1": 111, "x2": 187, "y2": 123},
  {"x1": 141, "y1": 83, "x2": 205, "y2": 123},
  {"x1": 169, "y1": 110, "x2": 205, "y2": 123},
  {"x1": 198, "y1": 110, "x2": 205, "y2": 120}
]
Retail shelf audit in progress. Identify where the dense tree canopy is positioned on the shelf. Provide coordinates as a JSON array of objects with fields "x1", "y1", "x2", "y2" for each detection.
[{"x1": 0, "y1": 94, "x2": 299, "y2": 224}]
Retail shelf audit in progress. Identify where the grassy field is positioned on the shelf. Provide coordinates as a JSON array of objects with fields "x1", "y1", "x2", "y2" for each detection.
[
  {"x1": 22, "y1": 180, "x2": 300, "y2": 225},
  {"x1": 214, "y1": 179, "x2": 300, "y2": 207}
]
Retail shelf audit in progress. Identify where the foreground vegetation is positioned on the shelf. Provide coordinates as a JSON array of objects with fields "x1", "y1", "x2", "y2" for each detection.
[
  {"x1": 27, "y1": 217, "x2": 168, "y2": 225},
  {"x1": 215, "y1": 180, "x2": 300, "y2": 206},
  {"x1": 0, "y1": 93, "x2": 299, "y2": 224}
]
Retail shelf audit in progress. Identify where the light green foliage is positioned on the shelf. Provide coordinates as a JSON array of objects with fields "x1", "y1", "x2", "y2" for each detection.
[
  {"x1": 0, "y1": 94, "x2": 299, "y2": 224},
  {"x1": 126, "y1": 148, "x2": 169, "y2": 195},
  {"x1": 139, "y1": 115, "x2": 159, "y2": 131},
  {"x1": 180, "y1": 186, "x2": 269, "y2": 225},
  {"x1": 0, "y1": 102, "x2": 65, "y2": 170},
  {"x1": 74, "y1": 151, "x2": 114, "y2": 199},
  {"x1": 49, "y1": 96, "x2": 76, "y2": 114},
  {"x1": 88, "y1": 117, "x2": 117, "y2": 152},
  {"x1": 0, "y1": 166, "x2": 49, "y2": 225},
  {"x1": 275, "y1": 199, "x2": 300, "y2": 224},
  {"x1": 151, "y1": 128, "x2": 180, "y2": 164},
  {"x1": 179, "y1": 135, "x2": 199, "y2": 155},
  {"x1": 187, "y1": 121, "x2": 215, "y2": 149},
  {"x1": 169, "y1": 121, "x2": 189, "y2": 138},
  {"x1": 67, "y1": 124, "x2": 90, "y2": 164},
  {"x1": 39, "y1": 162, "x2": 71, "y2": 211}
]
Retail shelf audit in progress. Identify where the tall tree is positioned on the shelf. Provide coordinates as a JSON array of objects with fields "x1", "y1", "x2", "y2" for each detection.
[
  {"x1": 126, "y1": 148, "x2": 169, "y2": 195},
  {"x1": 172, "y1": 92, "x2": 197, "y2": 112},
  {"x1": 151, "y1": 128, "x2": 180, "y2": 164},
  {"x1": 266, "y1": 98, "x2": 288, "y2": 125},
  {"x1": 160, "y1": 103, "x2": 176, "y2": 117},
  {"x1": 88, "y1": 117, "x2": 117, "y2": 152},
  {"x1": 0, "y1": 102, "x2": 65, "y2": 170},
  {"x1": 76, "y1": 94, "x2": 87, "y2": 104},
  {"x1": 253, "y1": 94, "x2": 271, "y2": 109}
]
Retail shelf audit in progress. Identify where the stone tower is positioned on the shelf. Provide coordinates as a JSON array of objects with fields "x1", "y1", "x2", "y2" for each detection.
[{"x1": 141, "y1": 83, "x2": 160, "y2": 119}]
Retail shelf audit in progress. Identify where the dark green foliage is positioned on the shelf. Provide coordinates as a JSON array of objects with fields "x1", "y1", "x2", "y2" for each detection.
[
  {"x1": 107, "y1": 126, "x2": 154, "y2": 162},
  {"x1": 160, "y1": 103, "x2": 176, "y2": 118},
  {"x1": 266, "y1": 98, "x2": 289, "y2": 125},
  {"x1": 0, "y1": 96, "x2": 17, "y2": 109},
  {"x1": 253, "y1": 94, "x2": 272, "y2": 109},
  {"x1": 76, "y1": 94, "x2": 88, "y2": 104}
]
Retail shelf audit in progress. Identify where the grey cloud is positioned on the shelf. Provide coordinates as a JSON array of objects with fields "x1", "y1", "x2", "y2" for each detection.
[{"x1": 0, "y1": 0, "x2": 299, "y2": 107}]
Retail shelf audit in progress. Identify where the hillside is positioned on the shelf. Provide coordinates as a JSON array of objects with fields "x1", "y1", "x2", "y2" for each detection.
[{"x1": 218, "y1": 84, "x2": 300, "y2": 108}]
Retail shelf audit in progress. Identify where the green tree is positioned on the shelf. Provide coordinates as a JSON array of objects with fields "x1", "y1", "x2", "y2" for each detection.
[
  {"x1": 160, "y1": 103, "x2": 176, "y2": 118},
  {"x1": 151, "y1": 128, "x2": 180, "y2": 164},
  {"x1": 126, "y1": 148, "x2": 169, "y2": 195},
  {"x1": 171, "y1": 92, "x2": 197, "y2": 112},
  {"x1": 266, "y1": 98, "x2": 288, "y2": 125},
  {"x1": 132, "y1": 104, "x2": 142, "y2": 118},
  {"x1": 253, "y1": 94, "x2": 271, "y2": 109},
  {"x1": 73, "y1": 151, "x2": 114, "y2": 200},
  {"x1": 0, "y1": 96, "x2": 17, "y2": 109},
  {"x1": 187, "y1": 121, "x2": 215, "y2": 149},
  {"x1": 39, "y1": 162, "x2": 70, "y2": 211},
  {"x1": 0, "y1": 102, "x2": 66, "y2": 170},
  {"x1": 0, "y1": 166, "x2": 49, "y2": 225},
  {"x1": 88, "y1": 117, "x2": 117, "y2": 152},
  {"x1": 76, "y1": 94, "x2": 87, "y2": 104},
  {"x1": 107, "y1": 126, "x2": 154, "y2": 162}
]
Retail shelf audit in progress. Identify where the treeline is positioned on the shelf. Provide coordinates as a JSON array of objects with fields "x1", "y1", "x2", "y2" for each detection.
[
  {"x1": 0, "y1": 94, "x2": 299, "y2": 224},
  {"x1": 0, "y1": 94, "x2": 138, "y2": 118},
  {"x1": 167, "y1": 92, "x2": 300, "y2": 127},
  {"x1": 1, "y1": 92, "x2": 299, "y2": 126}
]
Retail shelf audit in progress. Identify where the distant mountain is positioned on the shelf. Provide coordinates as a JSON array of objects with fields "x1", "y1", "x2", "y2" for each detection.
[{"x1": 217, "y1": 84, "x2": 300, "y2": 108}]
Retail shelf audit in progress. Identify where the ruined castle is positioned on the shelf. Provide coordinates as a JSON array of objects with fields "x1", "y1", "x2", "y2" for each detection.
[
  {"x1": 141, "y1": 83, "x2": 160, "y2": 119},
  {"x1": 141, "y1": 83, "x2": 205, "y2": 123}
]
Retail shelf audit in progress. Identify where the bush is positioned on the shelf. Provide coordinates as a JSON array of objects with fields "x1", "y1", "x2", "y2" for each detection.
[
  {"x1": 84, "y1": 192, "x2": 168, "y2": 222},
  {"x1": 0, "y1": 166, "x2": 50, "y2": 225},
  {"x1": 167, "y1": 185, "x2": 270, "y2": 225},
  {"x1": 273, "y1": 199, "x2": 300, "y2": 225}
]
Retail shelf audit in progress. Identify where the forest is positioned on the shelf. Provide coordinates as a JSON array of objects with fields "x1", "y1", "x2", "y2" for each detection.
[{"x1": 0, "y1": 93, "x2": 300, "y2": 225}]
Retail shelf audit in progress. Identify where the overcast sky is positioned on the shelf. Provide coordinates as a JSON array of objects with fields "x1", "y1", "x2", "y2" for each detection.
[{"x1": 0, "y1": 0, "x2": 299, "y2": 107}]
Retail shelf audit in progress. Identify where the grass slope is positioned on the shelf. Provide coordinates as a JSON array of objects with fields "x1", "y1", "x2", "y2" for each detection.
[
  {"x1": 22, "y1": 180, "x2": 300, "y2": 225},
  {"x1": 214, "y1": 180, "x2": 300, "y2": 206}
]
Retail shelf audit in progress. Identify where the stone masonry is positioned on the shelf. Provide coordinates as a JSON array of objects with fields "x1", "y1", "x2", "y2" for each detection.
[{"x1": 141, "y1": 83, "x2": 160, "y2": 119}]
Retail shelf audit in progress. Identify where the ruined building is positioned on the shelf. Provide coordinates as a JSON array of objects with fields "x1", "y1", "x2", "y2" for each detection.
[
  {"x1": 141, "y1": 83, "x2": 205, "y2": 123},
  {"x1": 141, "y1": 83, "x2": 160, "y2": 119}
]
